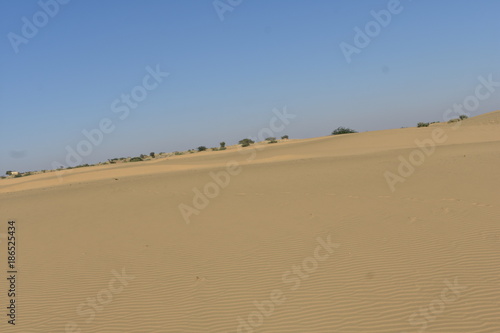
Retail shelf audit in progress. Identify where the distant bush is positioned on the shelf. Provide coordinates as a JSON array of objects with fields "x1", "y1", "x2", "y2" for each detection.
[
  {"x1": 211, "y1": 147, "x2": 219, "y2": 151},
  {"x1": 239, "y1": 138, "x2": 255, "y2": 147},
  {"x1": 448, "y1": 118, "x2": 460, "y2": 123},
  {"x1": 459, "y1": 115, "x2": 469, "y2": 120},
  {"x1": 331, "y1": 127, "x2": 357, "y2": 135},
  {"x1": 130, "y1": 157, "x2": 143, "y2": 162},
  {"x1": 174, "y1": 151, "x2": 184, "y2": 155},
  {"x1": 281, "y1": 135, "x2": 289, "y2": 139},
  {"x1": 150, "y1": 152, "x2": 155, "y2": 158},
  {"x1": 266, "y1": 137, "x2": 278, "y2": 144},
  {"x1": 6, "y1": 171, "x2": 12, "y2": 175},
  {"x1": 14, "y1": 174, "x2": 22, "y2": 178},
  {"x1": 198, "y1": 146, "x2": 207, "y2": 152},
  {"x1": 417, "y1": 122, "x2": 430, "y2": 127},
  {"x1": 219, "y1": 142, "x2": 226, "y2": 150}
]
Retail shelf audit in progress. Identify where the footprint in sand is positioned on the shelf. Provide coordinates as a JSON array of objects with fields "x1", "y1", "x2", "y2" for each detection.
[{"x1": 472, "y1": 202, "x2": 492, "y2": 207}]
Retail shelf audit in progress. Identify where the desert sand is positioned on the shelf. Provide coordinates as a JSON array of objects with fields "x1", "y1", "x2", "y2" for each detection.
[{"x1": 1, "y1": 111, "x2": 499, "y2": 332}]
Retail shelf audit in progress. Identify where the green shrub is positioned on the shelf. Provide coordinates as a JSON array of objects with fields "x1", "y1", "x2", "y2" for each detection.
[
  {"x1": 331, "y1": 127, "x2": 357, "y2": 135},
  {"x1": 150, "y1": 152, "x2": 155, "y2": 158},
  {"x1": 281, "y1": 135, "x2": 289, "y2": 139},
  {"x1": 174, "y1": 151, "x2": 184, "y2": 155},
  {"x1": 130, "y1": 157, "x2": 143, "y2": 162},
  {"x1": 417, "y1": 122, "x2": 430, "y2": 127},
  {"x1": 239, "y1": 138, "x2": 255, "y2": 147},
  {"x1": 265, "y1": 137, "x2": 276, "y2": 141},
  {"x1": 459, "y1": 115, "x2": 469, "y2": 120},
  {"x1": 448, "y1": 118, "x2": 460, "y2": 123},
  {"x1": 198, "y1": 146, "x2": 207, "y2": 152},
  {"x1": 211, "y1": 147, "x2": 219, "y2": 151}
]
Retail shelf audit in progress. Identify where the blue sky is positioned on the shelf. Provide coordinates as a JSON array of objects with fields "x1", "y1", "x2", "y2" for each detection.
[{"x1": 1, "y1": 0, "x2": 499, "y2": 173}]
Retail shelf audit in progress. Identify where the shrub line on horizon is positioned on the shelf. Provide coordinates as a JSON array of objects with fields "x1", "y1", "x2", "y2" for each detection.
[
  {"x1": 178, "y1": 107, "x2": 296, "y2": 224},
  {"x1": 384, "y1": 74, "x2": 499, "y2": 192}
]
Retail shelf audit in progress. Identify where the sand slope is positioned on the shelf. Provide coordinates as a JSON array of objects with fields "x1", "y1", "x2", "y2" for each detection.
[{"x1": 1, "y1": 112, "x2": 499, "y2": 332}]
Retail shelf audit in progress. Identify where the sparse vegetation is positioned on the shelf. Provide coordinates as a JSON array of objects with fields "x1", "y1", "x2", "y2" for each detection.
[
  {"x1": 239, "y1": 138, "x2": 255, "y2": 147},
  {"x1": 130, "y1": 157, "x2": 143, "y2": 162},
  {"x1": 449, "y1": 115, "x2": 469, "y2": 123},
  {"x1": 266, "y1": 137, "x2": 278, "y2": 144},
  {"x1": 174, "y1": 151, "x2": 184, "y2": 155},
  {"x1": 331, "y1": 127, "x2": 357, "y2": 135},
  {"x1": 198, "y1": 146, "x2": 207, "y2": 152},
  {"x1": 281, "y1": 135, "x2": 289, "y2": 140},
  {"x1": 417, "y1": 122, "x2": 430, "y2": 127}
]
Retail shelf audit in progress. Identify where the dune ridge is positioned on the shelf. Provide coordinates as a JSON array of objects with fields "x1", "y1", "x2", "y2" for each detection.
[{"x1": 1, "y1": 111, "x2": 499, "y2": 332}]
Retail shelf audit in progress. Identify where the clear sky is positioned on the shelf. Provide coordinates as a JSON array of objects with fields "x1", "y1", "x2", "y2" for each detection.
[{"x1": 1, "y1": 0, "x2": 499, "y2": 173}]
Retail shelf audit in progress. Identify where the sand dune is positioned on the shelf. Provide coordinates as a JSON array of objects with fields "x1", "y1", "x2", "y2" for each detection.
[{"x1": 1, "y1": 111, "x2": 499, "y2": 332}]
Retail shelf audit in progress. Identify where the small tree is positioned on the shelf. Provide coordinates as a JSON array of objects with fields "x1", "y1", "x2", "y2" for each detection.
[
  {"x1": 331, "y1": 127, "x2": 357, "y2": 135},
  {"x1": 150, "y1": 152, "x2": 155, "y2": 158},
  {"x1": 238, "y1": 138, "x2": 255, "y2": 147},
  {"x1": 459, "y1": 115, "x2": 469, "y2": 120},
  {"x1": 140, "y1": 154, "x2": 147, "y2": 159},
  {"x1": 219, "y1": 142, "x2": 226, "y2": 150},
  {"x1": 281, "y1": 135, "x2": 289, "y2": 140},
  {"x1": 198, "y1": 146, "x2": 207, "y2": 152}
]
